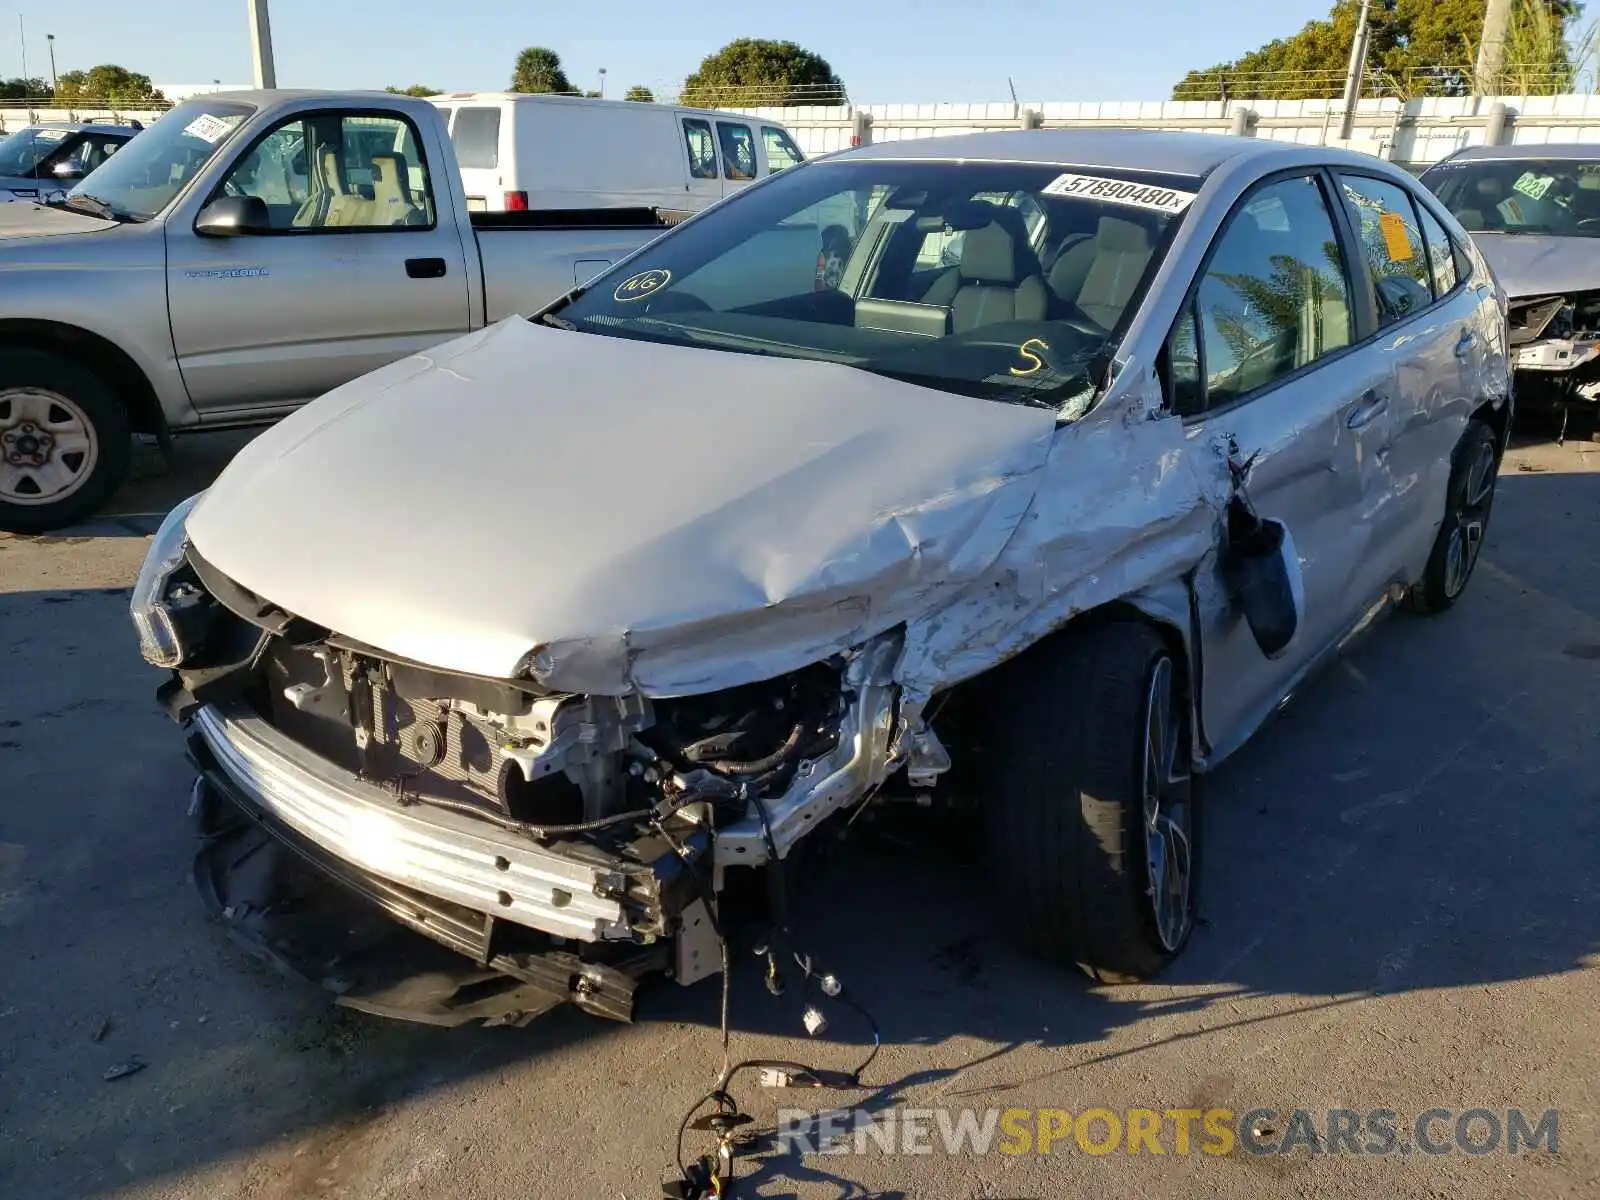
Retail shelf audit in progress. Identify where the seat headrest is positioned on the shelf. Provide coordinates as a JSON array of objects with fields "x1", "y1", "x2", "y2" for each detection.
[
  {"x1": 959, "y1": 221, "x2": 1019, "y2": 283},
  {"x1": 370, "y1": 152, "x2": 408, "y2": 192},
  {"x1": 1096, "y1": 216, "x2": 1153, "y2": 254},
  {"x1": 319, "y1": 149, "x2": 345, "y2": 193}
]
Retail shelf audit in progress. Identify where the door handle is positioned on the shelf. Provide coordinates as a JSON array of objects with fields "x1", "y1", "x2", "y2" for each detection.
[
  {"x1": 1346, "y1": 389, "x2": 1390, "y2": 430},
  {"x1": 405, "y1": 257, "x2": 447, "y2": 279},
  {"x1": 1454, "y1": 330, "x2": 1480, "y2": 358}
]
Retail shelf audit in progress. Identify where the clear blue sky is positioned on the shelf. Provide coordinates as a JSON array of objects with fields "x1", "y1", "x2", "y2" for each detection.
[{"x1": 11, "y1": 0, "x2": 1331, "y2": 101}]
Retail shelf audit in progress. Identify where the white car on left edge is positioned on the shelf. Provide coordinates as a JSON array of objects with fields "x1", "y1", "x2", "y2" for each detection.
[
  {"x1": 133, "y1": 129, "x2": 1510, "y2": 1028},
  {"x1": 0, "y1": 121, "x2": 140, "y2": 202}
]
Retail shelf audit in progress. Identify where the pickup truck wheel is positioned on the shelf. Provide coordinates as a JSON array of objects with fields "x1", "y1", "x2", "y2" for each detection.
[
  {"x1": 0, "y1": 349, "x2": 130, "y2": 534},
  {"x1": 985, "y1": 621, "x2": 1199, "y2": 982},
  {"x1": 1403, "y1": 419, "x2": 1499, "y2": 616}
]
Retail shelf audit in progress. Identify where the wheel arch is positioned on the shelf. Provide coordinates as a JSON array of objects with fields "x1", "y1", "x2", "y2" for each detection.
[{"x1": 0, "y1": 319, "x2": 167, "y2": 440}]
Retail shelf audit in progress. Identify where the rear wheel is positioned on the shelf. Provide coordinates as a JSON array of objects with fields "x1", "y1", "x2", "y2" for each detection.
[
  {"x1": 985, "y1": 621, "x2": 1198, "y2": 982},
  {"x1": 0, "y1": 348, "x2": 130, "y2": 534},
  {"x1": 1403, "y1": 419, "x2": 1499, "y2": 615}
]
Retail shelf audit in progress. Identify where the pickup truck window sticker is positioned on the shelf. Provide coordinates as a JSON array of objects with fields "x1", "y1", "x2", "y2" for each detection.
[
  {"x1": 183, "y1": 114, "x2": 235, "y2": 145},
  {"x1": 614, "y1": 268, "x2": 671, "y2": 302},
  {"x1": 1041, "y1": 173, "x2": 1197, "y2": 215}
]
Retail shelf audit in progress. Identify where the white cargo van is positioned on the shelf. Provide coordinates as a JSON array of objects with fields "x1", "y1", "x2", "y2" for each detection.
[{"x1": 430, "y1": 93, "x2": 806, "y2": 213}]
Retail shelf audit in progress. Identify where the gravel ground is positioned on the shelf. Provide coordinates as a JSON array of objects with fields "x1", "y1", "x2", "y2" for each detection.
[{"x1": 0, "y1": 429, "x2": 1596, "y2": 1200}]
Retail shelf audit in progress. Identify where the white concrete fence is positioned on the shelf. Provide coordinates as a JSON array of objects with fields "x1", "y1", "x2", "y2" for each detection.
[
  {"x1": 14, "y1": 92, "x2": 1600, "y2": 172},
  {"x1": 734, "y1": 93, "x2": 1600, "y2": 171}
]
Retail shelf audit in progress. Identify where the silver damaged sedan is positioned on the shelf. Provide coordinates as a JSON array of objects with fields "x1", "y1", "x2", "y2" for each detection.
[{"x1": 132, "y1": 130, "x2": 1512, "y2": 1024}]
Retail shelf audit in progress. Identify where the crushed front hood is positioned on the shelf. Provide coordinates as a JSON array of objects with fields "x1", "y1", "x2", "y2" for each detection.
[
  {"x1": 1474, "y1": 232, "x2": 1600, "y2": 299},
  {"x1": 186, "y1": 319, "x2": 1057, "y2": 694}
]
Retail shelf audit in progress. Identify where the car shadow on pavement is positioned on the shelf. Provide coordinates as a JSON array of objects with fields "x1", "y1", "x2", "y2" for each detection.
[{"x1": 0, "y1": 458, "x2": 1595, "y2": 1199}]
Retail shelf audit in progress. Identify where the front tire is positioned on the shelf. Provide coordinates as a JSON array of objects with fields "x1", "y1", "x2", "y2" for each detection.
[
  {"x1": 0, "y1": 348, "x2": 130, "y2": 534},
  {"x1": 1403, "y1": 418, "x2": 1499, "y2": 616},
  {"x1": 985, "y1": 621, "x2": 1199, "y2": 982}
]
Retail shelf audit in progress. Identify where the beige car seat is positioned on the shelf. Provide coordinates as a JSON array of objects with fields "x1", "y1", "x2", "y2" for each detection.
[{"x1": 369, "y1": 152, "x2": 426, "y2": 226}]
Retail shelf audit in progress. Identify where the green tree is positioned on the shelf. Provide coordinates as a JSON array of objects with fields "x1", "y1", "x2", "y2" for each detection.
[
  {"x1": 624, "y1": 85, "x2": 655, "y2": 102},
  {"x1": 1172, "y1": 0, "x2": 1579, "y2": 100},
  {"x1": 680, "y1": 39, "x2": 845, "y2": 107},
  {"x1": 54, "y1": 65, "x2": 165, "y2": 103},
  {"x1": 0, "y1": 77, "x2": 51, "y2": 100},
  {"x1": 384, "y1": 84, "x2": 440, "y2": 97},
  {"x1": 511, "y1": 47, "x2": 574, "y2": 95}
]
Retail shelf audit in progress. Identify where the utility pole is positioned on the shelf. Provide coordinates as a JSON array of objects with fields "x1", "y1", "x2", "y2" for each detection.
[
  {"x1": 248, "y1": 0, "x2": 277, "y2": 90},
  {"x1": 1475, "y1": 0, "x2": 1513, "y2": 96},
  {"x1": 598, "y1": 67, "x2": 606, "y2": 98},
  {"x1": 46, "y1": 34, "x2": 57, "y2": 97},
  {"x1": 1338, "y1": 0, "x2": 1373, "y2": 141},
  {"x1": 18, "y1": 16, "x2": 29, "y2": 95}
]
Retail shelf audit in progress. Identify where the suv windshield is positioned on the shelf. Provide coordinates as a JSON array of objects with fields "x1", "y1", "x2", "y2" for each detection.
[
  {"x1": 557, "y1": 159, "x2": 1191, "y2": 413},
  {"x1": 0, "y1": 127, "x2": 73, "y2": 177},
  {"x1": 63, "y1": 99, "x2": 253, "y2": 222},
  {"x1": 1425, "y1": 157, "x2": 1600, "y2": 237}
]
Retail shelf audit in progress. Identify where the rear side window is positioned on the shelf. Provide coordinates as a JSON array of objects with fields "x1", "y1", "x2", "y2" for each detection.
[
  {"x1": 1338, "y1": 174, "x2": 1432, "y2": 325},
  {"x1": 683, "y1": 118, "x2": 717, "y2": 180},
  {"x1": 717, "y1": 121, "x2": 756, "y2": 181},
  {"x1": 451, "y1": 107, "x2": 500, "y2": 170},
  {"x1": 1192, "y1": 175, "x2": 1355, "y2": 409},
  {"x1": 1416, "y1": 204, "x2": 1460, "y2": 297},
  {"x1": 762, "y1": 126, "x2": 804, "y2": 171}
]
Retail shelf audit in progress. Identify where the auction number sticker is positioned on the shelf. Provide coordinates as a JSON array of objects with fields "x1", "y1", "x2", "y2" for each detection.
[
  {"x1": 183, "y1": 114, "x2": 235, "y2": 145},
  {"x1": 1512, "y1": 172, "x2": 1556, "y2": 201},
  {"x1": 1042, "y1": 173, "x2": 1197, "y2": 215},
  {"x1": 613, "y1": 268, "x2": 671, "y2": 302}
]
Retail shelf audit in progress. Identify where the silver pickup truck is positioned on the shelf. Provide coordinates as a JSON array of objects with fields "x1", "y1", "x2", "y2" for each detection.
[{"x1": 0, "y1": 90, "x2": 674, "y2": 532}]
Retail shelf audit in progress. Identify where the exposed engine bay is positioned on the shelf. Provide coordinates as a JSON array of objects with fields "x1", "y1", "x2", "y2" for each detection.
[
  {"x1": 1509, "y1": 290, "x2": 1600, "y2": 422},
  {"x1": 161, "y1": 542, "x2": 909, "y2": 1025}
]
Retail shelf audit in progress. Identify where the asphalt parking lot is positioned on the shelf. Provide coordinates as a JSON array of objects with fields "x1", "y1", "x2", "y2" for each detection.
[{"x1": 1, "y1": 428, "x2": 1597, "y2": 1200}]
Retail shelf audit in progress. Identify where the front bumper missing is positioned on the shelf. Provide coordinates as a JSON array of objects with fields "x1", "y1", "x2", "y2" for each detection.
[
  {"x1": 191, "y1": 702, "x2": 639, "y2": 943},
  {"x1": 190, "y1": 741, "x2": 662, "y2": 1025}
]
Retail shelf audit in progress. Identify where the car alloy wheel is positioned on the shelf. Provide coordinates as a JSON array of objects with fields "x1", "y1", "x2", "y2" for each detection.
[
  {"x1": 0, "y1": 387, "x2": 101, "y2": 507},
  {"x1": 1443, "y1": 436, "x2": 1497, "y2": 600},
  {"x1": 1143, "y1": 656, "x2": 1194, "y2": 952}
]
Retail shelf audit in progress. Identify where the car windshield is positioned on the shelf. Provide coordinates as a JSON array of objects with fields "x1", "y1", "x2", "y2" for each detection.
[
  {"x1": 1425, "y1": 157, "x2": 1600, "y2": 237},
  {"x1": 0, "y1": 127, "x2": 72, "y2": 176},
  {"x1": 63, "y1": 99, "x2": 253, "y2": 222},
  {"x1": 556, "y1": 158, "x2": 1192, "y2": 413}
]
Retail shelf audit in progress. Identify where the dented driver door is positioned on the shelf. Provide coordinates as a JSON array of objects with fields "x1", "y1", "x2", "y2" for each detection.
[{"x1": 1173, "y1": 172, "x2": 1382, "y2": 758}]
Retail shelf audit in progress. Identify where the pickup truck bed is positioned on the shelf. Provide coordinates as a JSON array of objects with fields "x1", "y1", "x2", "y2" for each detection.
[{"x1": 0, "y1": 88, "x2": 674, "y2": 532}]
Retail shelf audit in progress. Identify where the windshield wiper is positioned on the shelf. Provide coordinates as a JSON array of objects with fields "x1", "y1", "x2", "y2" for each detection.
[{"x1": 62, "y1": 193, "x2": 137, "y2": 223}]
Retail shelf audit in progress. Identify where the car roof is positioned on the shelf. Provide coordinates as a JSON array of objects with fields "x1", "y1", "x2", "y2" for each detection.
[
  {"x1": 19, "y1": 122, "x2": 141, "y2": 136},
  {"x1": 1438, "y1": 142, "x2": 1600, "y2": 164},
  {"x1": 843, "y1": 128, "x2": 1402, "y2": 180}
]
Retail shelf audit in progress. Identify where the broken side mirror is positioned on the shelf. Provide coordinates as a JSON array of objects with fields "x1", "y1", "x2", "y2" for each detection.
[{"x1": 1220, "y1": 441, "x2": 1304, "y2": 659}]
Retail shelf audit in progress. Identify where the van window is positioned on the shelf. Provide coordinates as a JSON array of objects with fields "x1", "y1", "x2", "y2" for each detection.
[
  {"x1": 717, "y1": 122, "x2": 756, "y2": 181},
  {"x1": 682, "y1": 119, "x2": 718, "y2": 180},
  {"x1": 762, "y1": 126, "x2": 804, "y2": 171},
  {"x1": 451, "y1": 107, "x2": 501, "y2": 170}
]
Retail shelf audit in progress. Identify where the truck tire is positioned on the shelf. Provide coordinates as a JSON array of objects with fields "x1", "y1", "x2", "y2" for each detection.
[
  {"x1": 1403, "y1": 419, "x2": 1500, "y2": 616},
  {"x1": 985, "y1": 621, "x2": 1199, "y2": 982},
  {"x1": 0, "y1": 348, "x2": 131, "y2": 534}
]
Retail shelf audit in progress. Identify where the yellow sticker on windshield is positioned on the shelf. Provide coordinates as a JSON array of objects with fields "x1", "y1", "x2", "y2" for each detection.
[
  {"x1": 1378, "y1": 210, "x2": 1413, "y2": 262},
  {"x1": 1513, "y1": 172, "x2": 1556, "y2": 201}
]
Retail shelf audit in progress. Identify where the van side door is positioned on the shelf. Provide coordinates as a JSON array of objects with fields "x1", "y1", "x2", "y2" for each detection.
[
  {"x1": 715, "y1": 120, "x2": 758, "y2": 196},
  {"x1": 165, "y1": 108, "x2": 473, "y2": 417},
  {"x1": 680, "y1": 117, "x2": 722, "y2": 210}
]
